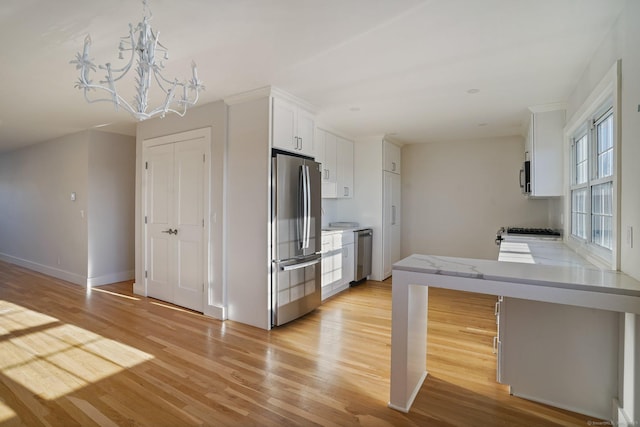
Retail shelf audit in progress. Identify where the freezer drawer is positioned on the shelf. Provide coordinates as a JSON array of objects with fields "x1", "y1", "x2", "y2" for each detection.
[
  {"x1": 353, "y1": 229, "x2": 372, "y2": 283},
  {"x1": 273, "y1": 256, "x2": 321, "y2": 326}
]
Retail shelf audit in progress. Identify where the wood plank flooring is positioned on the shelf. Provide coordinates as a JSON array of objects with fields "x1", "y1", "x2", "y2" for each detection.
[{"x1": 0, "y1": 260, "x2": 600, "y2": 426}]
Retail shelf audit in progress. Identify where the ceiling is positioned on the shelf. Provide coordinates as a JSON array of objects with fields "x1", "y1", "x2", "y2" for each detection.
[{"x1": 0, "y1": 0, "x2": 626, "y2": 152}]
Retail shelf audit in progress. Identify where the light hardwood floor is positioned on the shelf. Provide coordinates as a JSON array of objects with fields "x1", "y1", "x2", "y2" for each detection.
[{"x1": 0, "y1": 260, "x2": 599, "y2": 426}]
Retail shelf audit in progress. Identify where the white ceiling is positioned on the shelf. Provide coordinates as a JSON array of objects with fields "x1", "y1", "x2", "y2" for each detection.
[{"x1": 0, "y1": 0, "x2": 625, "y2": 152}]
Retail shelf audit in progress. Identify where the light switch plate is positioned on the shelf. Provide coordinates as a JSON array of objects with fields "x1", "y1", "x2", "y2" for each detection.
[{"x1": 70, "y1": 192, "x2": 76, "y2": 201}]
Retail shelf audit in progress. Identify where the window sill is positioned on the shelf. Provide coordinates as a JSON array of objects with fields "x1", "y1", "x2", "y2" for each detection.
[{"x1": 565, "y1": 236, "x2": 614, "y2": 270}]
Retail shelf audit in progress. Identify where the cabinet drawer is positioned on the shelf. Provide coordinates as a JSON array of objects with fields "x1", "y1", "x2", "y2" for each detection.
[
  {"x1": 322, "y1": 232, "x2": 337, "y2": 252},
  {"x1": 339, "y1": 230, "x2": 354, "y2": 245}
]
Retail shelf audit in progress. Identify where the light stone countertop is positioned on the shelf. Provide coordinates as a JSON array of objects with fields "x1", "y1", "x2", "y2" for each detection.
[
  {"x1": 393, "y1": 252, "x2": 640, "y2": 298},
  {"x1": 498, "y1": 238, "x2": 595, "y2": 267}
]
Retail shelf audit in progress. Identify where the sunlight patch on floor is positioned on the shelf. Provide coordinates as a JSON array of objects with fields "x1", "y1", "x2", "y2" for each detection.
[
  {"x1": 89, "y1": 287, "x2": 140, "y2": 301},
  {"x1": 0, "y1": 401, "x2": 16, "y2": 424},
  {"x1": 149, "y1": 300, "x2": 198, "y2": 314},
  {"x1": 0, "y1": 300, "x2": 153, "y2": 400},
  {"x1": 0, "y1": 303, "x2": 58, "y2": 334}
]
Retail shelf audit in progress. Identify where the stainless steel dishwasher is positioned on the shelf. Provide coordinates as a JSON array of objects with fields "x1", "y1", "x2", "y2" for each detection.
[{"x1": 352, "y1": 229, "x2": 373, "y2": 284}]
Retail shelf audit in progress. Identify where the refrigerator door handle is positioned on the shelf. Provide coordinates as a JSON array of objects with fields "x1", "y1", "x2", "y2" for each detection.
[
  {"x1": 298, "y1": 165, "x2": 305, "y2": 250},
  {"x1": 279, "y1": 257, "x2": 321, "y2": 271},
  {"x1": 304, "y1": 165, "x2": 311, "y2": 249}
]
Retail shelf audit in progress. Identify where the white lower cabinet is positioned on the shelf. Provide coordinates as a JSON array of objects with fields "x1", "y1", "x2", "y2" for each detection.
[{"x1": 321, "y1": 230, "x2": 354, "y2": 301}]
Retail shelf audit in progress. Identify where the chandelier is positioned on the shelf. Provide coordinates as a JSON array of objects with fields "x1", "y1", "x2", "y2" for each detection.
[{"x1": 71, "y1": 0, "x2": 204, "y2": 121}]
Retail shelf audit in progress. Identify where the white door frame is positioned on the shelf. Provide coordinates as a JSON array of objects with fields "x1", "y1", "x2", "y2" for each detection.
[{"x1": 141, "y1": 127, "x2": 211, "y2": 311}]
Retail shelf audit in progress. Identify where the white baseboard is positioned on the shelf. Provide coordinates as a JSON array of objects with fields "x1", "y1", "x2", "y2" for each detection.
[
  {"x1": 204, "y1": 304, "x2": 227, "y2": 320},
  {"x1": 613, "y1": 399, "x2": 633, "y2": 427},
  {"x1": 133, "y1": 281, "x2": 146, "y2": 296},
  {"x1": 510, "y1": 389, "x2": 607, "y2": 421},
  {"x1": 87, "y1": 270, "x2": 134, "y2": 287},
  {"x1": 0, "y1": 252, "x2": 86, "y2": 285}
]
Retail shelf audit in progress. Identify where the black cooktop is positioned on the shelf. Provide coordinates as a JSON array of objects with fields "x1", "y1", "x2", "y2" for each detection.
[{"x1": 506, "y1": 227, "x2": 561, "y2": 236}]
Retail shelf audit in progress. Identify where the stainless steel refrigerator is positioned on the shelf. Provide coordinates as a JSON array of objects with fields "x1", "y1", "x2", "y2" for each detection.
[{"x1": 271, "y1": 151, "x2": 322, "y2": 327}]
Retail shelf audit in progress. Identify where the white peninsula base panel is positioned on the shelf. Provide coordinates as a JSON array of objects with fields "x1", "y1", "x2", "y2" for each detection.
[
  {"x1": 389, "y1": 254, "x2": 640, "y2": 421},
  {"x1": 501, "y1": 298, "x2": 618, "y2": 418}
]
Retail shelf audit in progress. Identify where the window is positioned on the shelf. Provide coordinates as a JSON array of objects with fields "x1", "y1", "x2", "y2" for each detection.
[{"x1": 570, "y1": 106, "x2": 614, "y2": 251}]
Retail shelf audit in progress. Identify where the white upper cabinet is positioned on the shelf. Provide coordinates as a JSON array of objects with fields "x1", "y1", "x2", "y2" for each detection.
[
  {"x1": 318, "y1": 128, "x2": 353, "y2": 199},
  {"x1": 336, "y1": 137, "x2": 354, "y2": 198},
  {"x1": 272, "y1": 97, "x2": 315, "y2": 157},
  {"x1": 525, "y1": 108, "x2": 565, "y2": 197},
  {"x1": 383, "y1": 141, "x2": 401, "y2": 174}
]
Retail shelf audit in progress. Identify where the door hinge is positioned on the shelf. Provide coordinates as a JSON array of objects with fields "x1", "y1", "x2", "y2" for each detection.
[
  {"x1": 145, "y1": 216, "x2": 147, "y2": 224},
  {"x1": 145, "y1": 161, "x2": 148, "y2": 170},
  {"x1": 145, "y1": 270, "x2": 148, "y2": 278},
  {"x1": 203, "y1": 154, "x2": 205, "y2": 162},
  {"x1": 202, "y1": 218, "x2": 205, "y2": 227}
]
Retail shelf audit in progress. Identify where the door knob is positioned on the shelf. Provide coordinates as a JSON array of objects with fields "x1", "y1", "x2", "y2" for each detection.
[{"x1": 161, "y1": 228, "x2": 178, "y2": 235}]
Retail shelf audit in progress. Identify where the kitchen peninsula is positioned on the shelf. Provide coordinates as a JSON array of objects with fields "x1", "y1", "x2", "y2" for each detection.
[{"x1": 388, "y1": 253, "x2": 640, "y2": 421}]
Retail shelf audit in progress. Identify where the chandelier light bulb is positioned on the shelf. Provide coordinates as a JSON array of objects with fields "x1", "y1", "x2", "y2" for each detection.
[{"x1": 70, "y1": 0, "x2": 204, "y2": 121}]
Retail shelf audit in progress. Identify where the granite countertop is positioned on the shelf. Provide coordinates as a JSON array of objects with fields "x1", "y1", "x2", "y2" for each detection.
[{"x1": 393, "y1": 253, "x2": 640, "y2": 298}]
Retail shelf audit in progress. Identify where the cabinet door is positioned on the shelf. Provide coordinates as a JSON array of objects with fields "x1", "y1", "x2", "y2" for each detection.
[
  {"x1": 321, "y1": 132, "x2": 338, "y2": 198},
  {"x1": 272, "y1": 97, "x2": 297, "y2": 152},
  {"x1": 272, "y1": 98, "x2": 316, "y2": 157},
  {"x1": 314, "y1": 128, "x2": 325, "y2": 165},
  {"x1": 336, "y1": 137, "x2": 354, "y2": 198},
  {"x1": 342, "y1": 243, "x2": 355, "y2": 285},
  {"x1": 383, "y1": 141, "x2": 401, "y2": 174},
  {"x1": 383, "y1": 171, "x2": 401, "y2": 278},
  {"x1": 296, "y1": 107, "x2": 315, "y2": 157},
  {"x1": 530, "y1": 110, "x2": 564, "y2": 197}
]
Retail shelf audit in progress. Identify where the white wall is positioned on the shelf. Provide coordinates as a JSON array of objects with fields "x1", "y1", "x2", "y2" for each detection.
[
  {"x1": 225, "y1": 97, "x2": 272, "y2": 329},
  {"x1": 564, "y1": 0, "x2": 640, "y2": 421},
  {"x1": 0, "y1": 132, "x2": 88, "y2": 283},
  {"x1": 401, "y1": 136, "x2": 550, "y2": 260},
  {"x1": 87, "y1": 132, "x2": 136, "y2": 285},
  {"x1": 135, "y1": 101, "x2": 226, "y2": 319},
  {"x1": 0, "y1": 130, "x2": 135, "y2": 286},
  {"x1": 566, "y1": 0, "x2": 640, "y2": 283}
]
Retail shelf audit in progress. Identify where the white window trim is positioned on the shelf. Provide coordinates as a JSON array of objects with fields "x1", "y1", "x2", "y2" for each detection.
[{"x1": 563, "y1": 60, "x2": 621, "y2": 270}]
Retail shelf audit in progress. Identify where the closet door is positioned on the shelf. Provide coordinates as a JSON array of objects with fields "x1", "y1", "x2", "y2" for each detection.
[
  {"x1": 173, "y1": 139, "x2": 206, "y2": 311},
  {"x1": 144, "y1": 130, "x2": 208, "y2": 312},
  {"x1": 146, "y1": 144, "x2": 176, "y2": 304}
]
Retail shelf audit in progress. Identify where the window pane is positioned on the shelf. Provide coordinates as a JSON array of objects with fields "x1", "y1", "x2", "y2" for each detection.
[
  {"x1": 571, "y1": 188, "x2": 587, "y2": 239},
  {"x1": 574, "y1": 134, "x2": 588, "y2": 185},
  {"x1": 591, "y1": 182, "x2": 613, "y2": 249},
  {"x1": 596, "y1": 113, "x2": 613, "y2": 179}
]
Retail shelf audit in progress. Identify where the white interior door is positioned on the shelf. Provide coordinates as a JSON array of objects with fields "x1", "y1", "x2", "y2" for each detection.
[
  {"x1": 144, "y1": 130, "x2": 208, "y2": 312},
  {"x1": 173, "y1": 139, "x2": 205, "y2": 311},
  {"x1": 146, "y1": 144, "x2": 175, "y2": 304}
]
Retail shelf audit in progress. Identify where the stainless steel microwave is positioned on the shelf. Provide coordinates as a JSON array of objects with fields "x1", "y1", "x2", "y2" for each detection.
[{"x1": 519, "y1": 160, "x2": 531, "y2": 194}]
